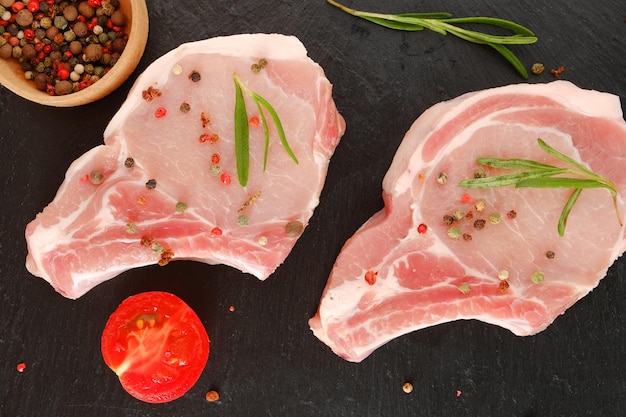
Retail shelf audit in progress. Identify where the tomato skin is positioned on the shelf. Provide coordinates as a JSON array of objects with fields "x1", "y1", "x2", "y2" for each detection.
[{"x1": 101, "y1": 291, "x2": 209, "y2": 403}]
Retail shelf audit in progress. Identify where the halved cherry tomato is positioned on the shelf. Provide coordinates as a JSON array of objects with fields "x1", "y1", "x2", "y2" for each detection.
[{"x1": 101, "y1": 291, "x2": 209, "y2": 403}]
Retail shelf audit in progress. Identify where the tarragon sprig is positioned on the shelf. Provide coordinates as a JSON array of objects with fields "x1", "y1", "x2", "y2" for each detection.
[
  {"x1": 233, "y1": 75, "x2": 298, "y2": 187},
  {"x1": 326, "y1": 0, "x2": 537, "y2": 79},
  {"x1": 459, "y1": 138, "x2": 622, "y2": 236}
]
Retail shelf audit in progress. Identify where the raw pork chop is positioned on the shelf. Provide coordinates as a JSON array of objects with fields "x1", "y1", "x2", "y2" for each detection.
[
  {"x1": 26, "y1": 34, "x2": 345, "y2": 299},
  {"x1": 310, "y1": 81, "x2": 626, "y2": 362}
]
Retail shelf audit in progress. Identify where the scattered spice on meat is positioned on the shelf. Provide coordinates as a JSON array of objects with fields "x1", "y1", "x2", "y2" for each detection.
[
  {"x1": 417, "y1": 223, "x2": 428, "y2": 234},
  {"x1": 137, "y1": 196, "x2": 147, "y2": 205},
  {"x1": 158, "y1": 248, "x2": 174, "y2": 266},
  {"x1": 364, "y1": 270, "x2": 377, "y2": 285},
  {"x1": 443, "y1": 214, "x2": 455, "y2": 225},
  {"x1": 145, "y1": 179, "x2": 157, "y2": 189},
  {"x1": 499, "y1": 280, "x2": 510, "y2": 292},
  {"x1": 550, "y1": 66, "x2": 565, "y2": 77},
  {"x1": 211, "y1": 153, "x2": 221, "y2": 164},
  {"x1": 140, "y1": 236, "x2": 154, "y2": 247},
  {"x1": 150, "y1": 242, "x2": 164, "y2": 254},
  {"x1": 488, "y1": 213, "x2": 501, "y2": 224},
  {"x1": 506, "y1": 210, "x2": 517, "y2": 219},
  {"x1": 237, "y1": 215, "x2": 249, "y2": 226},
  {"x1": 458, "y1": 282, "x2": 471, "y2": 294},
  {"x1": 258, "y1": 236, "x2": 268, "y2": 246},
  {"x1": 460, "y1": 193, "x2": 474, "y2": 204},
  {"x1": 189, "y1": 70, "x2": 201, "y2": 82},
  {"x1": 447, "y1": 226, "x2": 461, "y2": 239},
  {"x1": 200, "y1": 112, "x2": 211, "y2": 128},
  {"x1": 249, "y1": 116, "x2": 260, "y2": 127},
  {"x1": 464, "y1": 211, "x2": 474, "y2": 221},
  {"x1": 171, "y1": 64, "x2": 183, "y2": 75},
  {"x1": 475, "y1": 200, "x2": 486, "y2": 212},
  {"x1": 531, "y1": 63, "x2": 545, "y2": 75},
  {"x1": 285, "y1": 220, "x2": 304, "y2": 237},
  {"x1": 180, "y1": 102, "x2": 191, "y2": 113},
  {"x1": 89, "y1": 170, "x2": 104, "y2": 185},
  {"x1": 125, "y1": 222, "x2": 137, "y2": 234},
  {"x1": 205, "y1": 390, "x2": 220, "y2": 402},
  {"x1": 209, "y1": 165, "x2": 221, "y2": 176},
  {"x1": 210, "y1": 227, "x2": 222, "y2": 237},
  {"x1": 155, "y1": 107, "x2": 167, "y2": 118},
  {"x1": 473, "y1": 170, "x2": 486, "y2": 179},
  {"x1": 238, "y1": 190, "x2": 262, "y2": 212},
  {"x1": 436, "y1": 172, "x2": 448, "y2": 184},
  {"x1": 546, "y1": 250, "x2": 555, "y2": 259},
  {"x1": 251, "y1": 58, "x2": 268, "y2": 73},
  {"x1": 124, "y1": 157, "x2": 135, "y2": 168},
  {"x1": 473, "y1": 219, "x2": 486, "y2": 230},
  {"x1": 402, "y1": 382, "x2": 413, "y2": 394},
  {"x1": 462, "y1": 233, "x2": 472, "y2": 241},
  {"x1": 142, "y1": 86, "x2": 162, "y2": 101},
  {"x1": 453, "y1": 210, "x2": 465, "y2": 221},
  {"x1": 498, "y1": 269, "x2": 509, "y2": 280},
  {"x1": 175, "y1": 202, "x2": 188, "y2": 213},
  {"x1": 531, "y1": 271, "x2": 545, "y2": 284},
  {"x1": 220, "y1": 172, "x2": 231, "y2": 185}
]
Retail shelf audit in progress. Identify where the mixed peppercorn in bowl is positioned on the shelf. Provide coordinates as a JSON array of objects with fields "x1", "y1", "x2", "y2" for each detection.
[{"x1": 0, "y1": 0, "x2": 148, "y2": 106}]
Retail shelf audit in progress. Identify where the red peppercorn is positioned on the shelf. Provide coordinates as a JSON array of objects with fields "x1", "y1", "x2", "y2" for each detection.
[
  {"x1": 211, "y1": 153, "x2": 220, "y2": 164},
  {"x1": 27, "y1": 1, "x2": 40, "y2": 12},
  {"x1": 220, "y1": 172, "x2": 231, "y2": 185},
  {"x1": 364, "y1": 270, "x2": 377, "y2": 285},
  {"x1": 11, "y1": 2, "x2": 25, "y2": 13},
  {"x1": 210, "y1": 227, "x2": 223, "y2": 236},
  {"x1": 23, "y1": 28, "x2": 35, "y2": 41},
  {"x1": 154, "y1": 107, "x2": 167, "y2": 118},
  {"x1": 88, "y1": 0, "x2": 102, "y2": 7},
  {"x1": 417, "y1": 223, "x2": 428, "y2": 234},
  {"x1": 8, "y1": 36, "x2": 19, "y2": 47},
  {"x1": 57, "y1": 67, "x2": 70, "y2": 80},
  {"x1": 249, "y1": 116, "x2": 260, "y2": 127},
  {"x1": 16, "y1": 362, "x2": 27, "y2": 373},
  {"x1": 43, "y1": 44, "x2": 52, "y2": 54}
]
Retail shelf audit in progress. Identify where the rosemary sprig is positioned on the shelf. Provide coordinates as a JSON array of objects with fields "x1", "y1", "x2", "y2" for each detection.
[
  {"x1": 326, "y1": 0, "x2": 537, "y2": 79},
  {"x1": 233, "y1": 75, "x2": 299, "y2": 187},
  {"x1": 459, "y1": 138, "x2": 622, "y2": 236}
]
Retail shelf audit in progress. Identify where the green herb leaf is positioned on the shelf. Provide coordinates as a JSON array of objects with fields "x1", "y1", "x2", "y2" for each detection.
[
  {"x1": 232, "y1": 75, "x2": 298, "y2": 186},
  {"x1": 233, "y1": 77, "x2": 249, "y2": 187},
  {"x1": 326, "y1": 0, "x2": 537, "y2": 79},
  {"x1": 459, "y1": 138, "x2": 622, "y2": 236}
]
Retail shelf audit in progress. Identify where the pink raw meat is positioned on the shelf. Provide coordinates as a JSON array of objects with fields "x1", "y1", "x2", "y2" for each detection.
[
  {"x1": 26, "y1": 34, "x2": 345, "y2": 299},
  {"x1": 310, "y1": 81, "x2": 626, "y2": 362}
]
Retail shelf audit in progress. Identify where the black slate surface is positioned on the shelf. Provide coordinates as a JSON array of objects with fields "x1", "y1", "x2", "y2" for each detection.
[{"x1": 1, "y1": 1, "x2": 625, "y2": 416}]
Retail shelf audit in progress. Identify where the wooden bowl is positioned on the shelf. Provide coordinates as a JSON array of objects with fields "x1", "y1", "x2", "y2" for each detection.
[{"x1": 0, "y1": 0, "x2": 148, "y2": 107}]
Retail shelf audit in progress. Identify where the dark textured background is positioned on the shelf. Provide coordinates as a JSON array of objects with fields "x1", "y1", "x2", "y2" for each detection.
[{"x1": 1, "y1": 1, "x2": 625, "y2": 416}]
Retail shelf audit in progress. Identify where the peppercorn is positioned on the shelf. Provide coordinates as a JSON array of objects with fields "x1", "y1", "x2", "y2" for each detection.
[
  {"x1": 69, "y1": 40, "x2": 82, "y2": 55},
  {"x1": 111, "y1": 37, "x2": 126, "y2": 53},
  {"x1": 285, "y1": 220, "x2": 304, "y2": 237},
  {"x1": 78, "y1": 1, "x2": 95, "y2": 19},
  {"x1": 124, "y1": 157, "x2": 135, "y2": 168},
  {"x1": 73, "y1": 21, "x2": 88, "y2": 37},
  {"x1": 0, "y1": 43, "x2": 12, "y2": 59},
  {"x1": 83, "y1": 43, "x2": 103, "y2": 62},
  {"x1": 63, "y1": 5, "x2": 79, "y2": 22},
  {"x1": 145, "y1": 179, "x2": 157, "y2": 189},
  {"x1": 189, "y1": 71, "x2": 201, "y2": 82},
  {"x1": 15, "y1": 9, "x2": 33, "y2": 27},
  {"x1": 111, "y1": 10, "x2": 126, "y2": 26}
]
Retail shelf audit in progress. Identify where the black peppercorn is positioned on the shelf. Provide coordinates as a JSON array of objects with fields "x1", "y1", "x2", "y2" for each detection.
[{"x1": 145, "y1": 179, "x2": 157, "y2": 189}]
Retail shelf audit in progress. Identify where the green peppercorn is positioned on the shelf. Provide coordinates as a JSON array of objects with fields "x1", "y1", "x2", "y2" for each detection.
[
  {"x1": 175, "y1": 202, "x2": 188, "y2": 213},
  {"x1": 93, "y1": 66, "x2": 104, "y2": 77},
  {"x1": 63, "y1": 30, "x2": 76, "y2": 42},
  {"x1": 98, "y1": 32, "x2": 109, "y2": 44},
  {"x1": 54, "y1": 16, "x2": 68, "y2": 30}
]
